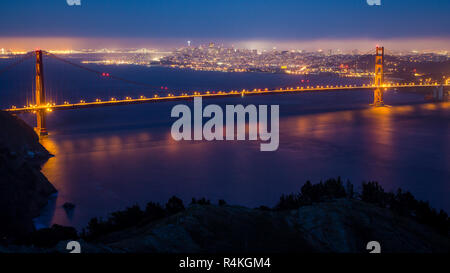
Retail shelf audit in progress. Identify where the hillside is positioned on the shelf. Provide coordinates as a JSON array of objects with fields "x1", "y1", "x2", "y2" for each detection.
[{"x1": 0, "y1": 111, "x2": 56, "y2": 240}]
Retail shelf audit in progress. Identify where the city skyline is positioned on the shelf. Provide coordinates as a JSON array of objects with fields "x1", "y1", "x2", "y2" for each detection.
[{"x1": 1, "y1": 37, "x2": 450, "y2": 52}]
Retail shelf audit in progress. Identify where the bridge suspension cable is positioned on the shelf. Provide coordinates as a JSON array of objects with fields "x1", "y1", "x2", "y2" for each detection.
[
  {"x1": 42, "y1": 51, "x2": 158, "y2": 89},
  {"x1": 0, "y1": 52, "x2": 34, "y2": 77}
]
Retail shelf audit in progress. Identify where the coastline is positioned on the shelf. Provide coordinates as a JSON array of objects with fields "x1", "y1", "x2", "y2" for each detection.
[{"x1": 0, "y1": 111, "x2": 56, "y2": 240}]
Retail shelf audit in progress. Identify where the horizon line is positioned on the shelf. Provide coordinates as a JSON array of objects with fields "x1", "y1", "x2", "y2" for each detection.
[{"x1": 0, "y1": 37, "x2": 449, "y2": 52}]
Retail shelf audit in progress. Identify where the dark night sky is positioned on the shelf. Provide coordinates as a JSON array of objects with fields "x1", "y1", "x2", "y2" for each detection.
[
  {"x1": 1, "y1": 0, "x2": 449, "y2": 38},
  {"x1": 0, "y1": 0, "x2": 449, "y2": 50}
]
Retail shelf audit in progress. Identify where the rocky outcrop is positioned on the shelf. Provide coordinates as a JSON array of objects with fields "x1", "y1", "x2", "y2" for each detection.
[
  {"x1": 0, "y1": 111, "x2": 56, "y2": 240},
  {"x1": 0, "y1": 112, "x2": 51, "y2": 160}
]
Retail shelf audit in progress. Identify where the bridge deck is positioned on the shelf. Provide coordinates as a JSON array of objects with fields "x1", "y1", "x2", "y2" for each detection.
[{"x1": 4, "y1": 84, "x2": 447, "y2": 114}]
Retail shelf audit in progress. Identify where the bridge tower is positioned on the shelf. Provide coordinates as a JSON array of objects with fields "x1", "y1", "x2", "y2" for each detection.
[
  {"x1": 35, "y1": 50, "x2": 48, "y2": 136},
  {"x1": 373, "y1": 46, "x2": 384, "y2": 106}
]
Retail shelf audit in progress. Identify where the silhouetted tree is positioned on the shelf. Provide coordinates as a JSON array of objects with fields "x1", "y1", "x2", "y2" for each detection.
[
  {"x1": 257, "y1": 205, "x2": 271, "y2": 211},
  {"x1": 166, "y1": 196, "x2": 185, "y2": 214},
  {"x1": 361, "y1": 182, "x2": 449, "y2": 235},
  {"x1": 361, "y1": 181, "x2": 388, "y2": 207},
  {"x1": 346, "y1": 180, "x2": 354, "y2": 199},
  {"x1": 275, "y1": 193, "x2": 301, "y2": 210},
  {"x1": 144, "y1": 202, "x2": 166, "y2": 222},
  {"x1": 191, "y1": 198, "x2": 211, "y2": 205},
  {"x1": 110, "y1": 204, "x2": 144, "y2": 229}
]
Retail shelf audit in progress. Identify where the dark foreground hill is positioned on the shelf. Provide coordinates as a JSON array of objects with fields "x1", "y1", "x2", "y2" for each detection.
[
  {"x1": 2, "y1": 198, "x2": 448, "y2": 253},
  {"x1": 0, "y1": 111, "x2": 56, "y2": 240}
]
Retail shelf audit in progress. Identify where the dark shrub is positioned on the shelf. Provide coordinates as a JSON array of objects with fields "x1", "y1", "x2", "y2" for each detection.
[
  {"x1": 109, "y1": 204, "x2": 144, "y2": 230},
  {"x1": 82, "y1": 199, "x2": 186, "y2": 241},
  {"x1": 82, "y1": 205, "x2": 144, "y2": 241},
  {"x1": 392, "y1": 189, "x2": 449, "y2": 235},
  {"x1": 191, "y1": 198, "x2": 211, "y2": 205},
  {"x1": 144, "y1": 202, "x2": 166, "y2": 222},
  {"x1": 346, "y1": 180, "x2": 354, "y2": 199},
  {"x1": 166, "y1": 196, "x2": 185, "y2": 215},
  {"x1": 361, "y1": 182, "x2": 449, "y2": 236},
  {"x1": 257, "y1": 205, "x2": 271, "y2": 211},
  {"x1": 277, "y1": 178, "x2": 347, "y2": 210},
  {"x1": 390, "y1": 189, "x2": 416, "y2": 216},
  {"x1": 83, "y1": 217, "x2": 106, "y2": 240},
  {"x1": 361, "y1": 181, "x2": 388, "y2": 207},
  {"x1": 218, "y1": 199, "x2": 227, "y2": 206},
  {"x1": 298, "y1": 181, "x2": 315, "y2": 205},
  {"x1": 299, "y1": 178, "x2": 347, "y2": 205},
  {"x1": 323, "y1": 177, "x2": 347, "y2": 199},
  {"x1": 275, "y1": 193, "x2": 301, "y2": 210}
]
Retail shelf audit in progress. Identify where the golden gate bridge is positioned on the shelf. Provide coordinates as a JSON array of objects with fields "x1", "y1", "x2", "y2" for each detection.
[{"x1": 0, "y1": 47, "x2": 448, "y2": 136}]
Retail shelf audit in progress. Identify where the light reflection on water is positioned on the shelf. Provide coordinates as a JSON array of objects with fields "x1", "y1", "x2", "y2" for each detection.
[{"x1": 35, "y1": 96, "x2": 449, "y2": 230}]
